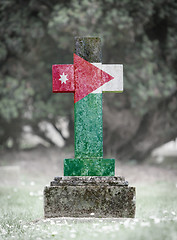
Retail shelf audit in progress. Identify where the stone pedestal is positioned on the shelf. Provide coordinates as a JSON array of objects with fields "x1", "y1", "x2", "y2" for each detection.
[{"x1": 44, "y1": 176, "x2": 136, "y2": 218}]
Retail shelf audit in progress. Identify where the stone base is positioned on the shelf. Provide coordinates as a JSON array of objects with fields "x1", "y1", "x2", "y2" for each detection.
[{"x1": 44, "y1": 176, "x2": 136, "y2": 218}]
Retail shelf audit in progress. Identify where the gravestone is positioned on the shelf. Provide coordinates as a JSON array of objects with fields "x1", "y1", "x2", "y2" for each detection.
[{"x1": 44, "y1": 37, "x2": 136, "y2": 218}]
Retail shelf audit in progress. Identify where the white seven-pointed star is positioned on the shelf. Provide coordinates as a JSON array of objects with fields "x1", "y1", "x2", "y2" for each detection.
[{"x1": 59, "y1": 73, "x2": 68, "y2": 84}]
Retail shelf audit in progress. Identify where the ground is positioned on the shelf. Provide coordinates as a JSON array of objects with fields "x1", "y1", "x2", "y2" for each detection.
[{"x1": 0, "y1": 147, "x2": 177, "y2": 240}]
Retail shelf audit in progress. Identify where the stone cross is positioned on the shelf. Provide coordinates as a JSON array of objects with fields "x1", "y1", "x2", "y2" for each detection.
[
  {"x1": 52, "y1": 37, "x2": 123, "y2": 176},
  {"x1": 44, "y1": 37, "x2": 135, "y2": 219}
]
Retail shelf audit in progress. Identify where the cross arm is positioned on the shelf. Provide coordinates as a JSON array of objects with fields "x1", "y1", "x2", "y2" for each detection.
[{"x1": 52, "y1": 64, "x2": 75, "y2": 93}]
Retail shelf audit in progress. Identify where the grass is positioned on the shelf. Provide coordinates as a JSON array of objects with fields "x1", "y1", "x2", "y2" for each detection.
[
  {"x1": 0, "y1": 147, "x2": 177, "y2": 239},
  {"x1": 0, "y1": 180, "x2": 177, "y2": 240}
]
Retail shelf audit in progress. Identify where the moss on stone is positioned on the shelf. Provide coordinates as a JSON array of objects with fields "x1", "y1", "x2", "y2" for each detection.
[
  {"x1": 75, "y1": 37, "x2": 101, "y2": 63},
  {"x1": 44, "y1": 178, "x2": 136, "y2": 218}
]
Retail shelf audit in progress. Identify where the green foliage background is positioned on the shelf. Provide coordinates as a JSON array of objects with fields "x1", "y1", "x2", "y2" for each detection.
[{"x1": 0, "y1": 0, "x2": 176, "y2": 159}]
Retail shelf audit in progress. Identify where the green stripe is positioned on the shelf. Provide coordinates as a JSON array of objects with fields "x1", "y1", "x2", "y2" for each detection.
[
  {"x1": 64, "y1": 92, "x2": 115, "y2": 176},
  {"x1": 64, "y1": 158, "x2": 115, "y2": 176},
  {"x1": 74, "y1": 93, "x2": 103, "y2": 158}
]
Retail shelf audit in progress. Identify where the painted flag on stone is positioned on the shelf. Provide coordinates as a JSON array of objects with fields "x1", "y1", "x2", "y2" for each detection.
[
  {"x1": 52, "y1": 55, "x2": 123, "y2": 101},
  {"x1": 52, "y1": 64, "x2": 74, "y2": 93},
  {"x1": 74, "y1": 54, "x2": 114, "y2": 102}
]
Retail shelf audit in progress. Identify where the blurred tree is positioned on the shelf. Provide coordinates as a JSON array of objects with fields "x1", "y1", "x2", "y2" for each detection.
[{"x1": 0, "y1": 0, "x2": 176, "y2": 161}]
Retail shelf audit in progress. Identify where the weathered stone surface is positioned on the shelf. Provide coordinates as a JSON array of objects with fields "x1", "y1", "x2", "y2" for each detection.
[
  {"x1": 47, "y1": 37, "x2": 136, "y2": 218},
  {"x1": 44, "y1": 176, "x2": 136, "y2": 218},
  {"x1": 75, "y1": 37, "x2": 101, "y2": 63},
  {"x1": 52, "y1": 37, "x2": 124, "y2": 177},
  {"x1": 51, "y1": 176, "x2": 128, "y2": 186}
]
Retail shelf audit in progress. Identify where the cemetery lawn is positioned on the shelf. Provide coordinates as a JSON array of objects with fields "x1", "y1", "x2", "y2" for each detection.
[{"x1": 0, "y1": 148, "x2": 177, "y2": 240}]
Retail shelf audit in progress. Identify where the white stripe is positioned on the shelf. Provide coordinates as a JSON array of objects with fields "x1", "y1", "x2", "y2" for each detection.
[
  {"x1": 102, "y1": 64, "x2": 123, "y2": 92},
  {"x1": 91, "y1": 63, "x2": 123, "y2": 93}
]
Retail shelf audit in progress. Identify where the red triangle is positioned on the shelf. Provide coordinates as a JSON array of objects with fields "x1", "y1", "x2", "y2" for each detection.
[{"x1": 74, "y1": 54, "x2": 113, "y2": 103}]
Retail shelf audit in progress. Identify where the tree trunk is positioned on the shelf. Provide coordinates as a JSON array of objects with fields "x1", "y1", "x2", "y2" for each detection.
[{"x1": 103, "y1": 90, "x2": 177, "y2": 161}]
